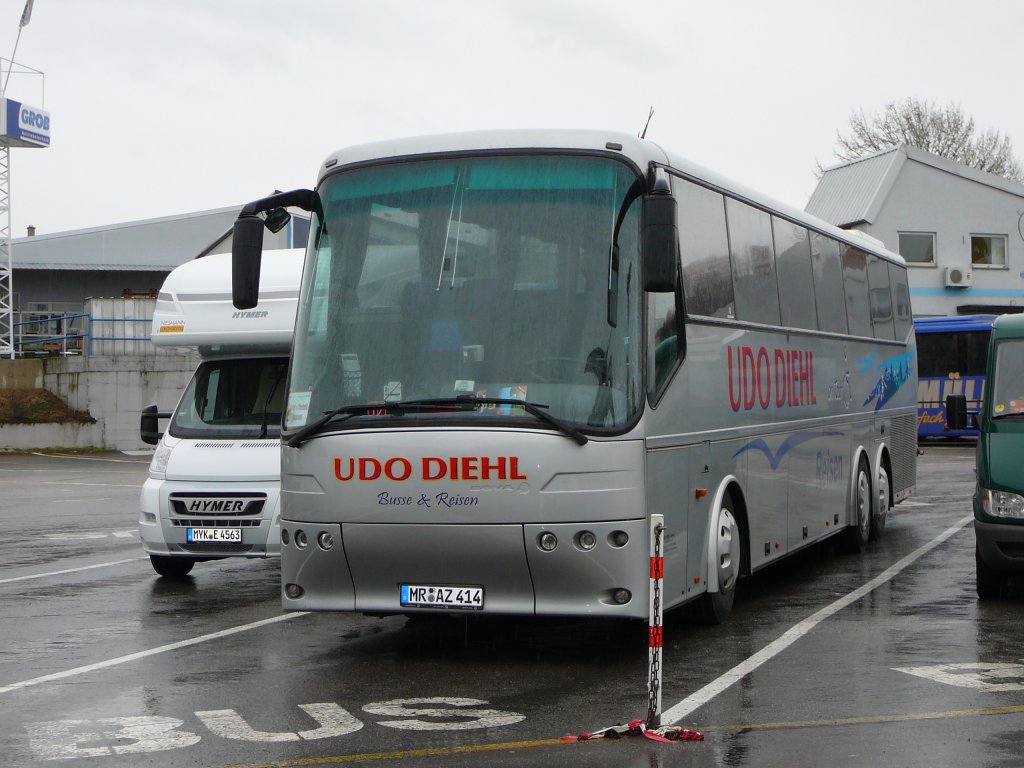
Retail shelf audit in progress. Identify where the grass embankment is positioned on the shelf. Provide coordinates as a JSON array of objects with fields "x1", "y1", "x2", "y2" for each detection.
[{"x1": 0, "y1": 389, "x2": 96, "y2": 424}]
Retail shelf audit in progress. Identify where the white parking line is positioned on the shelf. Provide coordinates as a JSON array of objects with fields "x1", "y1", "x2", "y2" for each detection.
[
  {"x1": 662, "y1": 514, "x2": 974, "y2": 726},
  {"x1": 0, "y1": 612, "x2": 308, "y2": 695},
  {"x1": 0, "y1": 558, "x2": 147, "y2": 585}
]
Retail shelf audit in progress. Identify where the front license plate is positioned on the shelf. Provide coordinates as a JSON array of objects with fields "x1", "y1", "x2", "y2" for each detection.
[
  {"x1": 400, "y1": 584, "x2": 484, "y2": 610},
  {"x1": 187, "y1": 527, "x2": 242, "y2": 543}
]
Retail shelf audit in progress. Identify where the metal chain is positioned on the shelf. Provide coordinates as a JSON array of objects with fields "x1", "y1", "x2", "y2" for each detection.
[{"x1": 646, "y1": 522, "x2": 664, "y2": 726}]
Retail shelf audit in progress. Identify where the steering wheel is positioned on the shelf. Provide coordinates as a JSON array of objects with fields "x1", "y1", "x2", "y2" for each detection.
[{"x1": 526, "y1": 356, "x2": 591, "y2": 384}]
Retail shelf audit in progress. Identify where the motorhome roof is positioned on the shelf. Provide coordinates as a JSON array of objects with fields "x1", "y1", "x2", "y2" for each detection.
[{"x1": 151, "y1": 248, "x2": 303, "y2": 353}]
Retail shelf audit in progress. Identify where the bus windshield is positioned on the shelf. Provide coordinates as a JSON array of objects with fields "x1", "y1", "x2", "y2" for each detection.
[
  {"x1": 169, "y1": 357, "x2": 289, "y2": 439},
  {"x1": 285, "y1": 155, "x2": 643, "y2": 434}
]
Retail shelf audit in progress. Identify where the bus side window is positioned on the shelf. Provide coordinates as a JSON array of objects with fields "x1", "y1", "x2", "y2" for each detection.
[
  {"x1": 726, "y1": 198, "x2": 781, "y2": 326},
  {"x1": 841, "y1": 246, "x2": 872, "y2": 337},
  {"x1": 675, "y1": 178, "x2": 734, "y2": 319},
  {"x1": 648, "y1": 289, "x2": 681, "y2": 401}
]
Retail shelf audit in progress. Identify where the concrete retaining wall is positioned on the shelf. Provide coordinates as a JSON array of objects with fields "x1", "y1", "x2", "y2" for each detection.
[{"x1": 0, "y1": 353, "x2": 199, "y2": 451}]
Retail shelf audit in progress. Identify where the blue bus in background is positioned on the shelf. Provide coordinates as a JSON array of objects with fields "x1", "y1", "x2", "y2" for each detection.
[{"x1": 914, "y1": 315, "x2": 996, "y2": 438}]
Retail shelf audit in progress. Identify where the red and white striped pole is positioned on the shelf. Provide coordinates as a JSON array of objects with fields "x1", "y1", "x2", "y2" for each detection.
[{"x1": 647, "y1": 513, "x2": 665, "y2": 728}]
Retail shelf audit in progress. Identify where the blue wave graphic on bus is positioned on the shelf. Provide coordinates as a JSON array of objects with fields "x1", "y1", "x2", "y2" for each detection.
[
  {"x1": 733, "y1": 431, "x2": 842, "y2": 471},
  {"x1": 861, "y1": 351, "x2": 915, "y2": 412}
]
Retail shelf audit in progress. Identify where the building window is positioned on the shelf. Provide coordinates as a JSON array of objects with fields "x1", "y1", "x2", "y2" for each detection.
[
  {"x1": 971, "y1": 234, "x2": 1007, "y2": 268},
  {"x1": 897, "y1": 232, "x2": 935, "y2": 265}
]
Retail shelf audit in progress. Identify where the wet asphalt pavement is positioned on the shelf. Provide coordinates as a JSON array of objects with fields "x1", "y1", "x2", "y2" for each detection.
[{"x1": 1, "y1": 443, "x2": 1022, "y2": 767}]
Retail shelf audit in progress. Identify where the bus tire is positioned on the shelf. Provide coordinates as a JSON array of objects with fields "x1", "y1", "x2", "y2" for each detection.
[
  {"x1": 700, "y1": 492, "x2": 742, "y2": 625},
  {"x1": 150, "y1": 555, "x2": 195, "y2": 578},
  {"x1": 976, "y1": 547, "x2": 1008, "y2": 599},
  {"x1": 869, "y1": 460, "x2": 890, "y2": 541},
  {"x1": 842, "y1": 457, "x2": 871, "y2": 553}
]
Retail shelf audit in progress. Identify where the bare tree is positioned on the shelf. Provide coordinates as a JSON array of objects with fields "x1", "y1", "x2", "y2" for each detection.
[{"x1": 834, "y1": 98, "x2": 1024, "y2": 183}]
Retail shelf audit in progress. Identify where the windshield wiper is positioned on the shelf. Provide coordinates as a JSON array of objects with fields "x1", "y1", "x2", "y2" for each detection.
[
  {"x1": 285, "y1": 395, "x2": 589, "y2": 448},
  {"x1": 400, "y1": 395, "x2": 589, "y2": 445},
  {"x1": 285, "y1": 399, "x2": 483, "y2": 448}
]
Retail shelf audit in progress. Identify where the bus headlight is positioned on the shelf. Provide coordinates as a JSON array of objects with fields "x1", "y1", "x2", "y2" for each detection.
[
  {"x1": 538, "y1": 532, "x2": 558, "y2": 551},
  {"x1": 981, "y1": 488, "x2": 1024, "y2": 518},
  {"x1": 576, "y1": 531, "x2": 597, "y2": 551}
]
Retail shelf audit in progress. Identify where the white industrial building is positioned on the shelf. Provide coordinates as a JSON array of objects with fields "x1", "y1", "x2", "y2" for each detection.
[{"x1": 806, "y1": 144, "x2": 1024, "y2": 317}]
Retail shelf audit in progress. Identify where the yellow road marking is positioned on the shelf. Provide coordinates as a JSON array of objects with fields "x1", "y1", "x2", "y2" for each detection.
[{"x1": 213, "y1": 704, "x2": 1024, "y2": 767}]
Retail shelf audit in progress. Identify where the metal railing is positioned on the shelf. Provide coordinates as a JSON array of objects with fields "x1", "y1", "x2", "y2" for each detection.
[{"x1": 13, "y1": 310, "x2": 153, "y2": 356}]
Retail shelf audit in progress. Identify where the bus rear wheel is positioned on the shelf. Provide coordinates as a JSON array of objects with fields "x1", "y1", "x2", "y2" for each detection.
[
  {"x1": 150, "y1": 555, "x2": 195, "y2": 578},
  {"x1": 869, "y1": 461, "x2": 890, "y2": 541},
  {"x1": 700, "y1": 493, "x2": 742, "y2": 625}
]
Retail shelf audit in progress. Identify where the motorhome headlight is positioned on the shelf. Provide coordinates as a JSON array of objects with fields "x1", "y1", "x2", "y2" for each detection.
[
  {"x1": 538, "y1": 532, "x2": 558, "y2": 552},
  {"x1": 317, "y1": 531, "x2": 334, "y2": 551},
  {"x1": 294, "y1": 529, "x2": 308, "y2": 549},
  {"x1": 150, "y1": 442, "x2": 173, "y2": 477},
  {"x1": 980, "y1": 488, "x2": 1024, "y2": 518}
]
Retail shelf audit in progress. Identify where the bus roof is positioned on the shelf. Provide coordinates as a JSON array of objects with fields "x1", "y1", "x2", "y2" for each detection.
[
  {"x1": 913, "y1": 314, "x2": 998, "y2": 334},
  {"x1": 316, "y1": 129, "x2": 905, "y2": 267}
]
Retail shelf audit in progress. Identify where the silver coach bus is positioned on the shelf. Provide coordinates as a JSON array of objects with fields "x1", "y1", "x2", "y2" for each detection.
[{"x1": 231, "y1": 130, "x2": 917, "y2": 623}]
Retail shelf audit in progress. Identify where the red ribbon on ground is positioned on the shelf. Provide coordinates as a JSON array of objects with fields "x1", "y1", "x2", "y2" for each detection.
[{"x1": 560, "y1": 718, "x2": 704, "y2": 743}]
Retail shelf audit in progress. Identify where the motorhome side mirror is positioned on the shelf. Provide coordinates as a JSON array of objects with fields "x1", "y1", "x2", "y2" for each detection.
[
  {"x1": 232, "y1": 214, "x2": 264, "y2": 310},
  {"x1": 642, "y1": 195, "x2": 679, "y2": 292},
  {"x1": 945, "y1": 393, "x2": 968, "y2": 431},
  {"x1": 141, "y1": 404, "x2": 163, "y2": 445}
]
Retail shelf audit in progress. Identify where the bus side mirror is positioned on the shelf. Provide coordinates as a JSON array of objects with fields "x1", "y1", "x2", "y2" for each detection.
[
  {"x1": 233, "y1": 214, "x2": 265, "y2": 310},
  {"x1": 642, "y1": 195, "x2": 679, "y2": 292},
  {"x1": 945, "y1": 393, "x2": 968, "y2": 431},
  {"x1": 141, "y1": 404, "x2": 168, "y2": 445}
]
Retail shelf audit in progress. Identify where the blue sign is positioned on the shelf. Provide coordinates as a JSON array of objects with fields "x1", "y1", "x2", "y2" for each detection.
[{"x1": 0, "y1": 98, "x2": 49, "y2": 148}]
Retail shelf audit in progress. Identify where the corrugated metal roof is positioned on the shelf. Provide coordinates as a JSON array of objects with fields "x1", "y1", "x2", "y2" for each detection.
[
  {"x1": 9, "y1": 206, "x2": 242, "y2": 270},
  {"x1": 805, "y1": 147, "x2": 904, "y2": 227}
]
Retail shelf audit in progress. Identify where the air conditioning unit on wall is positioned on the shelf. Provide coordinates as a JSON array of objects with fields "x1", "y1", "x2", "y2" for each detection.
[{"x1": 944, "y1": 267, "x2": 973, "y2": 288}]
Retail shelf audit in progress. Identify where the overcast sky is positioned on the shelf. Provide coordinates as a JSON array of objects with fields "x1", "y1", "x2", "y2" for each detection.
[{"x1": 2, "y1": 0, "x2": 1023, "y2": 238}]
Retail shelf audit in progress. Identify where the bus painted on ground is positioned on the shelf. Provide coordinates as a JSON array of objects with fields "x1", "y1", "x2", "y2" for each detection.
[
  {"x1": 230, "y1": 130, "x2": 918, "y2": 623},
  {"x1": 913, "y1": 314, "x2": 995, "y2": 439}
]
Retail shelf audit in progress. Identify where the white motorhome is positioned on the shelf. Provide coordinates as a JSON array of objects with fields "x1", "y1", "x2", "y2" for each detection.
[{"x1": 138, "y1": 249, "x2": 301, "y2": 577}]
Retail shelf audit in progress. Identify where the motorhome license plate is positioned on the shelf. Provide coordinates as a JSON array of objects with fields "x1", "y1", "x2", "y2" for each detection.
[
  {"x1": 400, "y1": 584, "x2": 484, "y2": 609},
  {"x1": 187, "y1": 527, "x2": 242, "y2": 543}
]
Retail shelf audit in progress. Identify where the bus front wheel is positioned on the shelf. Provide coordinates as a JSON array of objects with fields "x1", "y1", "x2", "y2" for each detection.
[
  {"x1": 842, "y1": 457, "x2": 871, "y2": 553},
  {"x1": 701, "y1": 492, "x2": 742, "y2": 625}
]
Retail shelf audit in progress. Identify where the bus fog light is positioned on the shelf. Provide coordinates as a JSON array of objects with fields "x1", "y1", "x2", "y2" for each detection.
[
  {"x1": 285, "y1": 583, "x2": 304, "y2": 599},
  {"x1": 576, "y1": 530, "x2": 597, "y2": 550},
  {"x1": 609, "y1": 530, "x2": 629, "y2": 548},
  {"x1": 317, "y1": 531, "x2": 335, "y2": 550},
  {"x1": 612, "y1": 588, "x2": 631, "y2": 605},
  {"x1": 538, "y1": 532, "x2": 558, "y2": 551},
  {"x1": 294, "y1": 529, "x2": 308, "y2": 549},
  {"x1": 281, "y1": 529, "x2": 290, "y2": 546}
]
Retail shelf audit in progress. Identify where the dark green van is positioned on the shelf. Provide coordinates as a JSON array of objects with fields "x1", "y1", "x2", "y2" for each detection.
[{"x1": 950, "y1": 313, "x2": 1024, "y2": 597}]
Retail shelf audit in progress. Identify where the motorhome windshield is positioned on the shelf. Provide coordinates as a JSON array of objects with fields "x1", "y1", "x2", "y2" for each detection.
[
  {"x1": 990, "y1": 339, "x2": 1024, "y2": 419},
  {"x1": 285, "y1": 154, "x2": 643, "y2": 434},
  {"x1": 169, "y1": 357, "x2": 289, "y2": 439}
]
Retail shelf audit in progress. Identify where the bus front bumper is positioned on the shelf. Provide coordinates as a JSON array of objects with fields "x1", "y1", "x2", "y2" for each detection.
[{"x1": 279, "y1": 519, "x2": 650, "y2": 618}]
